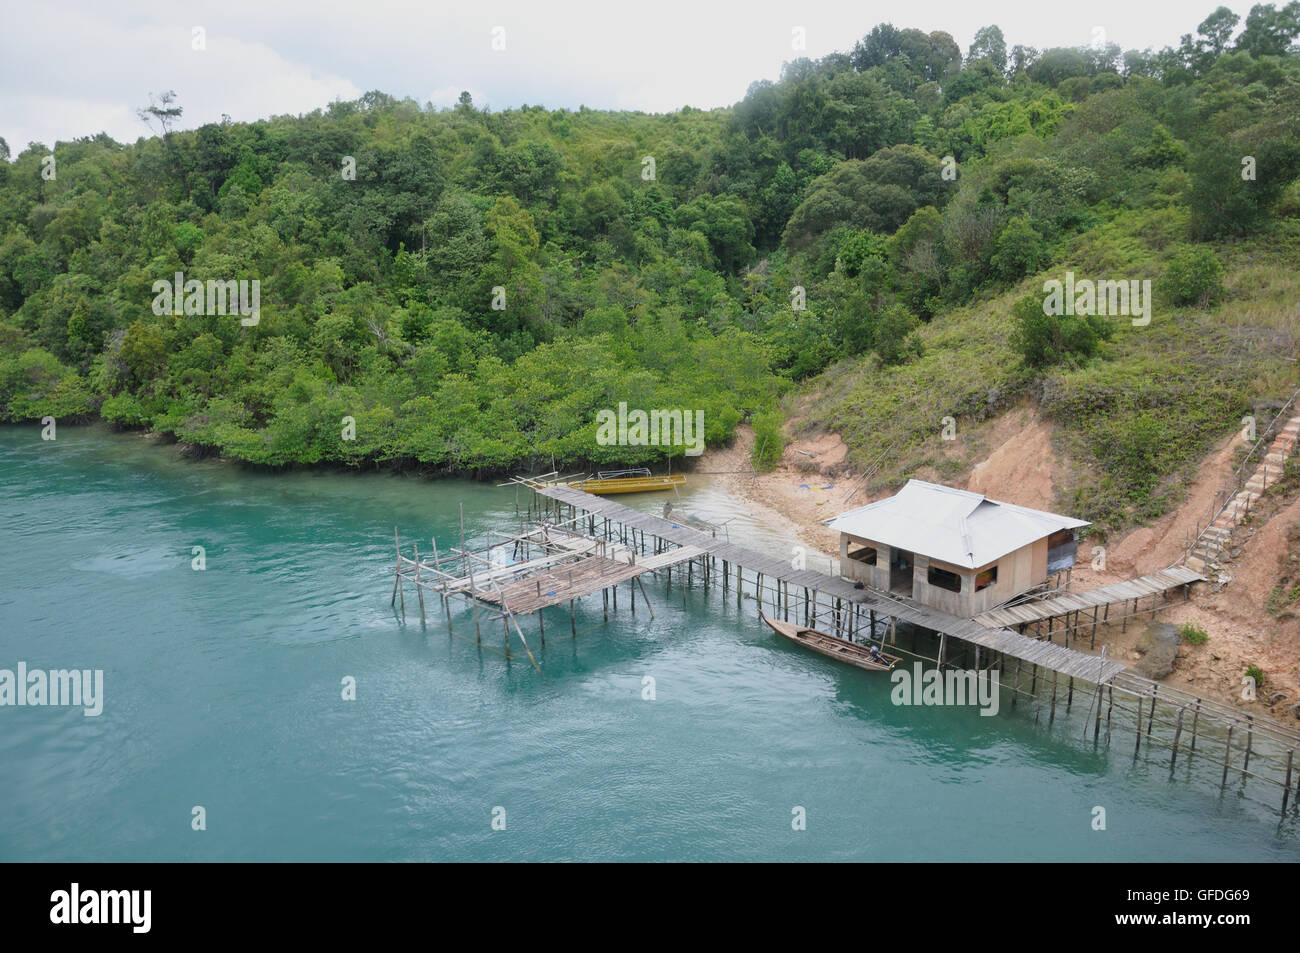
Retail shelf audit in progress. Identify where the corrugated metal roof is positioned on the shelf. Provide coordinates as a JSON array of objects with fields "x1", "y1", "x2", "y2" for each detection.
[{"x1": 826, "y1": 480, "x2": 1089, "y2": 570}]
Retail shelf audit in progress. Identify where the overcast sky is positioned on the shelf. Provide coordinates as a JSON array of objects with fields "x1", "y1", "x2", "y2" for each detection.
[{"x1": 0, "y1": 0, "x2": 1260, "y2": 154}]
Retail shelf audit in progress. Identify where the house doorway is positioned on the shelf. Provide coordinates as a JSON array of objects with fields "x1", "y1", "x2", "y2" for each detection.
[{"x1": 889, "y1": 549, "x2": 914, "y2": 596}]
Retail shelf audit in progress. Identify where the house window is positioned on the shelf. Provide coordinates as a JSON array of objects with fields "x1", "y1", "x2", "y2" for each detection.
[
  {"x1": 927, "y1": 565, "x2": 962, "y2": 593},
  {"x1": 848, "y1": 545, "x2": 877, "y2": 566},
  {"x1": 1047, "y1": 529, "x2": 1078, "y2": 572},
  {"x1": 975, "y1": 566, "x2": 998, "y2": 592}
]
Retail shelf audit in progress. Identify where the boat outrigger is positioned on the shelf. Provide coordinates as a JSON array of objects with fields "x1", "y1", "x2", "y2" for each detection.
[
  {"x1": 566, "y1": 468, "x2": 686, "y2": 495},
  {"x1": 760, "y1": 612, "x2": 902, "y2": 672}
]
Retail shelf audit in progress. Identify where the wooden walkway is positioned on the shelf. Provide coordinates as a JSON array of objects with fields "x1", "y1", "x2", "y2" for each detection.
[
  {"x1": 974, "y1": 567, "x2": 1203, "y2": 630},
  {"x1": 530, "y1": 482, "x2": 1129, "y2": 683},
  {"x1": 493, "y1": 481, "x2": 1300, "y2": 813}
]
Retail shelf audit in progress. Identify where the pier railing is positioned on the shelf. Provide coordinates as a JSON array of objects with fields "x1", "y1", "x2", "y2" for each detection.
[{"x1": 1180, "y1": 384, "x2": 1300, "y2": 568}]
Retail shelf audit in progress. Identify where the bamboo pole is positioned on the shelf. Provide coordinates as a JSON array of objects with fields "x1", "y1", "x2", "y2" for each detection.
[
  {"x1": 1170, "y1": 705, "x2": 1186, "y2": 769},
  {"x1": 391, "y1": 526, "x2": 401, "y2": 606},
  {"x1": 1284, "y1": 748, "x2": 1295, "y2": 812},
  {"x1": 636, "y1": 576, "x2": 655, "y2": 619},
  {"x1": 1222, "y1": 724, "x2": 1234, "y2": 788},
  {"x1": 1244, "y1": 715, "x2": 1254, "y2": 773},
  {"x1": 414, "y1": 542, "x2": 426, "y2": 621}
]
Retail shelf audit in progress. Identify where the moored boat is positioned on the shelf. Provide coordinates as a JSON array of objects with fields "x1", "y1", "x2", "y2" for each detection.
[
  {"x1": 567, "y1": 468, "x2": 686, "y2": 495},
  {"x1": 760, "y1": 611, "x2": 901, "y2": 672}
]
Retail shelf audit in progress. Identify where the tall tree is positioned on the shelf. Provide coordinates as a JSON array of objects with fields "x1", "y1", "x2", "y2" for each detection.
[{"x1": 968, "y1": 25, "x2": 1008, "y2": 73}]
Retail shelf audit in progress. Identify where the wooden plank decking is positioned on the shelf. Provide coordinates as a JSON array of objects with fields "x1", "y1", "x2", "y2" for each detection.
[
  {"x1": 974, "y1": 567, "x2": 1204, "y2": 630},
  {"x1": 530, "y1": 482, "x2": 1130, "y2": 683}
]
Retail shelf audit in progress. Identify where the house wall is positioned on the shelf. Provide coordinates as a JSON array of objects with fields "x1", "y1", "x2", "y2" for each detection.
[
  {"x1": 912, "y1": 554, "x2": 971, "y2": 616},
  {"x1": 839, "y1": 533, "x2": 890, "y2": 591},
  {"x1": 965, "y1": 542, "x2": 1043, "y2": 616},
  {"x1": 838, "y1": 532, "x2": 1056, "y2": 617}
]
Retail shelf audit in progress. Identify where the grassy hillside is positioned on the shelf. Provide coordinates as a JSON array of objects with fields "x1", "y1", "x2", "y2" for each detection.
[{"x1": 803, "y1": 214, "x2": 1300, "y2": 531}]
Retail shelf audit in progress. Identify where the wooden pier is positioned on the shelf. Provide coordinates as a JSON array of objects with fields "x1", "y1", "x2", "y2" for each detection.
[
  {"x1": 527, "y1": 480, "x2": 1129, "y2": 681},
  {"x1": 975, "y1": 567, "x2": 1203, "y2": 643},
  {"x1": 387, "y1": 479, "x2": 1300, "y2": 814}
]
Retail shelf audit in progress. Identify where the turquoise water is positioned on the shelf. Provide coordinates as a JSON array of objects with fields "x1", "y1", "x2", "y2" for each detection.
[{"x1": 1, "y1": 426, "x2": 1297, "y2": 861}]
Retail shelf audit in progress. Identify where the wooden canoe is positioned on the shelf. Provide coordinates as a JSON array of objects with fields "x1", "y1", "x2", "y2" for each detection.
[
  {"x1": 761, "y1": 612, "x2": 901, "y2": 672},
  {"x1": 567, "y1": 473, "x2": 686, "y2": 495}
]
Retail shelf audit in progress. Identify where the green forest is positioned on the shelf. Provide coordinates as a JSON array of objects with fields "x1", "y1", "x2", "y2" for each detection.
[{"x1": 2, "y1": 5, "x2": 1300, "y2": 527}]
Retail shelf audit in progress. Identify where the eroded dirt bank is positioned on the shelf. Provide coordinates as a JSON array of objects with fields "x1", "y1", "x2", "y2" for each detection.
[{"x1": 695, "y1": 411, "x2": 1298, "y2": 721}]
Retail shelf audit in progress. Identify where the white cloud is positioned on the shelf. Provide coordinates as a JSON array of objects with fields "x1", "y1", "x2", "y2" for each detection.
[
  {"x1": 1, "y1": 4, "x2": 359, "y2": 151},
  {"x1": 0, "y1": 0, "x2": 1258, "y2": 153}
]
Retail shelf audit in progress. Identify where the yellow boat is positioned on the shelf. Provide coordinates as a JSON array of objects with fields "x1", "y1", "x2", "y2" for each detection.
[{"x1": 567, "y1": 468, "x2": 686, "y2": 495}]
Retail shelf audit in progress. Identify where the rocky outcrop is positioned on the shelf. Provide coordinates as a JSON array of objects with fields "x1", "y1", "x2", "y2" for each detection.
[{"x1": 1132, "y1": 621, "x2": 1181, "y2": 679}]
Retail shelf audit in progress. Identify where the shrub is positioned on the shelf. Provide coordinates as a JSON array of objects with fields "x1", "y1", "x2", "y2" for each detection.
[
  {"x1": 1009, "y1": 294, "x2": 1110, "y2": 369},
  {"x1": 101, "y1": 393, "x2": 151, "y2": 428},
  {"x1": 991, "y1": 216, "x2": 1047, "y2": 281},
  {"x1": 751, "y1": 409, "x2": 784, "y2": 471},
  {"x1": 1159, "y1": 246, "x2": 1223, "y2": 307},
  {"x1": 1245, "y1": 664, "x2": 1266, "y2": 689},
  {"x1": 874, "y1": 304, "x2": 923, "y2": 366},
  {"x1": 1178, "y1": 622, "x2": 1209, "y2": 645}
]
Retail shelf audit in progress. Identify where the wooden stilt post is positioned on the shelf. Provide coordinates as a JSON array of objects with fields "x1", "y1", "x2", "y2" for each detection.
[
  {"x1": 432, "y1": 538, "x2": 449, "y2": 618},
  {"x1": 414, "y1": 542, "x2": 426, "y2": 622},
  {"x1": 1283, "y1": 748, "x2": 1295, "y2": 813},
  {"x1": 1244, "y1": 715, "x2": 1254, "y2": 773},
  {"x1": 1222, "y1": 724, "x2": 1234, "y2": 788},
  {"x1": 636, "y1": 577, "x2": 655, "y2": 619},
  {"x1": 391, "y1": 527, "x2": 401, "y2": 606},
  {"x1": 460, "y1": 504, "x2": 479, "y2": 642},
  {"x1": 1171, "y1": 705, "x2": 1186, "y2": 769}
]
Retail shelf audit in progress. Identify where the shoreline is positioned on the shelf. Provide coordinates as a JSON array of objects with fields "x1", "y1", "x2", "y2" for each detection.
[
  {"x1": 699, "y1": 425, "x2": 1300, "y2": 722},
  {"x1": 16, "y1": 421, "x2": 1298, "y2": 719}
]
